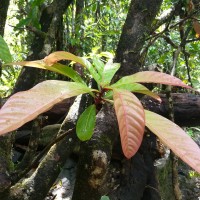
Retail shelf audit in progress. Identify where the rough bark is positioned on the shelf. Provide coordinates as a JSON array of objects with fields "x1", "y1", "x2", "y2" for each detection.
[
  {"x1": 112, "y1": 0, "x2": 168, "y2": 199},
  {"x1": 142, "y1": 93, "x2": 200, "y2": 127},
  {"x1": 0, "y1": 0, "x2": 10, "y2": 36},
  {"x1": 115, "y1": 0, "x2": 163, "y2": 77},
  {"x1": 72, "y1": 104, "x2": 118, "y2": 200}
]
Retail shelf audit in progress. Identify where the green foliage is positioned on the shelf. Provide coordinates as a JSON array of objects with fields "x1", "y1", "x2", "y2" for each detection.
[
  {"x1": 15, "y1": 0, "x2": 44, "y2": 30},
  {"x1": 76, "y1": 104, "x2": 96, "y2": 141},
  {"x1": 65, "y1": 0, "x2": 129, "y2": 53},
  {"x1": 1, "y1": 51, "x2": 200, "y2": 174},
  {"x1": 100, "y1": 196, "x2": 110, "y2": 200},
  {"x1": 0, "y1": 36, "x2": 12, "y2": 63},
  {"x1": 0, "y1": 36, "x2": 19, "y2": 97}
]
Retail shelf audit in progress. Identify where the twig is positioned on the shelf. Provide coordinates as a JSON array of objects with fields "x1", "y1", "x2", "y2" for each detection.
[{"x1": 8, "y1": 24, "x2": 46, "y2": 38}]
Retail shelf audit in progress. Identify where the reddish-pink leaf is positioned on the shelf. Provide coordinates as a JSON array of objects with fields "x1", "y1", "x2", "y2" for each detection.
[
  {"x1": 43, "y1": 51, "x2": 88, "y2": 67},
  {"x1": 6, "y1": 60, "x2": 47, "y2": 69},
  {"x1": 145, "y1": 110, "x2": 200, "y2": 173},
  {"x1": 113, "y1": 89, "x2": 145, "y2": 159},
  {"x1": 0, "y1": 80, "x2": 92, "y2": 135},
  {"x1": 43, "y1": 51, "x2": 100, "y2": 84},
  {"x1": 109, "y1": 82, "x2": 161, "y2": 102},
  {"x1": 111, "y1": 71, "x2": 191, "y2": 89}
]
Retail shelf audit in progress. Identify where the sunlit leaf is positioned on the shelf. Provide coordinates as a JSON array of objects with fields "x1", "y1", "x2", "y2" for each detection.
[
  {"x1": 0, "y1": 36, "x2": 12, "y2": 63},
  {"x1": 15, "y1": 18, "x2": 31, "y2": 29},
  {"x1": 100, "y1": 61, "x2": 120, "y2": 87},
  {"x1": 92, "y1": 56, "x2": 104, "y2": 76},
  {"x1": 0, "y1": 81, "x2": 92, "y2": 135},
  {"x1": 111, "y1": 71, "x2": 191, "y2": 89},
  {"x1": 76, "y1": 104, "x2": 96, "y2": 141},
  {"x1": 43, "y1": 51, "x2": 101, "y2": 84},
  {"x1": 109, "y1": 82, "x2": 161, "y2": 101},
  {"x1": 145, "y1": 110, "x2": 200, "y2": 173},
  {"x1": 113, "y1": 89, "x2": 145, "y2": 159},
  {"x1": 5, "y1": 60, "x2": 46, "y2": 69},
  {"x1": 4, "y1": 61, "x2": 85, "y2": 84}
]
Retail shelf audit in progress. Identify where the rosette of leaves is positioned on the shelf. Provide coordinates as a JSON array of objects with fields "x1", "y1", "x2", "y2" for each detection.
[{"x1": 0, "y1": 51, "x2": 200, "y2": 173}]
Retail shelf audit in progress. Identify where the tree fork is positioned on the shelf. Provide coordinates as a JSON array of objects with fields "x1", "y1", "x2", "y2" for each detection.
[{"x1": 72, "y1": 104, "x2": 118, "y2": 200}]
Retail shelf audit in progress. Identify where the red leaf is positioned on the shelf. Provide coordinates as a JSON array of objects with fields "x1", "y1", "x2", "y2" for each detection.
[
  {"x1": 0, "y1": 81, "x2": 92, "y2": 135},
  {"x1": 110, "y1": 82, "x2": 161, "y2": 102},
  {"x1": 112, "y1": 71, "x2": 191, "y2": 89},
  {"x1": 43, "y1": 51, "x2": 88, "y2": 67},
  {"x1": 113, "y1": 89, "x2": 145, "y2": 159},
  {"x1": 145, "y1": 110, "x2": 200, "y2": 173}
]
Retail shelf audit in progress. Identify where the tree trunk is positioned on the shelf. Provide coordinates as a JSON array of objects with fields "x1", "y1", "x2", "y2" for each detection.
[
  {"x1": 0, "y1": 0, "x2": 10, "y2": 36},
  {"x1": 72, "y1": 1, "x2": 165, "y2": 200}
]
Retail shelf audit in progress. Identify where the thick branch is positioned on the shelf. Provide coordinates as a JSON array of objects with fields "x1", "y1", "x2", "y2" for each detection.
[
  {"x1": 0, "y1": 0, "x2": 10, "y2": 36},
  {"x1": 114, "y1": 0, "x2": 163, "y2": 77},
  {"x1": 142, "y1": 93, "x2": 200, "y2": 126},
  {"x1": 47, "y1": 93, "x2": 200, "y2": 127},
  {"x1": 72, "y1": 104, "x2": 118, "y2": 200}
]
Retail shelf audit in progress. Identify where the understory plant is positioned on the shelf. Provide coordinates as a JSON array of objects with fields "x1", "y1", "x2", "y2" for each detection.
[{"x1": 0, "y1": 51, "x2": 200, "y2": 173}]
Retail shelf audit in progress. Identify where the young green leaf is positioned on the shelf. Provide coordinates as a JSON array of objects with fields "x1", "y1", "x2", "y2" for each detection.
[
  {"x1": 109, "y1": 82, "x2": 161, "y2": 101},
  {"x1": 76, "y1": 104, "x2": 96, "y2": 141},
  {"x1": 113, "y1": 89, "x2": 145, "y2": 159},
  {"x1": 43, "y1": 51, "x2": 101, "y2": 84},
  {"x1": 92, "y1": 56, "x2": 104, "y2": 76},
  {"x1": 5, "y1": 61, "x2": 85, "y2": 84},
  {"x1": 0, "y1": 36, "x2": 12, "y2": 63},
  {"x1": 0, "y1": 81, "x2": 93, "y2": 135},
  {"x1": 145, "y1": 110, "x2": 200, "y2": 173},
  {"x1": 46, "y1": 63, "x2": 85, "y2": 84},
  {"x1": 111, "y1": 71, "x2": 191, "y2": 89},
  {"x1": 100, "y1": 60, "x2": 120, "y2": 87},
  {"x1": 100, "y1": 196, "x2": 110, "y2": 200}
]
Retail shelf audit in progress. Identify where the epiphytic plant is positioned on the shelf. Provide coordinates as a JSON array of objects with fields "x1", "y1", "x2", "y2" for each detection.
[{"x1": 0, "y1": 51, "x2": 200, "y2": 173}]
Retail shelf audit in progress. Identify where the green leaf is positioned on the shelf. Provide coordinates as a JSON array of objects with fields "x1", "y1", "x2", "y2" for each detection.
[
  {"x1": 111, "y1": 71, "x2": 191, "y2": 89},
  {"x1": 145, "y1": 110, "x2": 200, "y2": 173},
  {"x1": 44, "y1": 51, "x2": 101, "y2": 84},
  {"x1": 4, "y1": 61, "x2": 85, "y2": 84},
  {"x1": 46, "y1": 63, "x2": 85, "y2": 84},
  {"x1": 76, "y1": 104, "x2": 96, "y2": 141},
  {"x1": 0, "y1": 81, "x2": 92, "y2": 135},
  {"x1": 113, "y1": 89, "x2": 145, "y2": 159},
  {"x1": 92, "y1": 56, "x2": 104, "y2": 77},
  {"x1": 109, "y1": 82, "x2": 161, "y2": 101},
  {"x1": 0, "y1": 36, "x2": 12, "y2": 63},
  {"x1": 15, "y1": 18, "x2": 32, "y2": 29},
  {"x1": 100, "y1": 196, "x2": 110, "y2": 200},
  {"x1": 100, "y1": 60, "x2": 120, "y2": 87}
]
